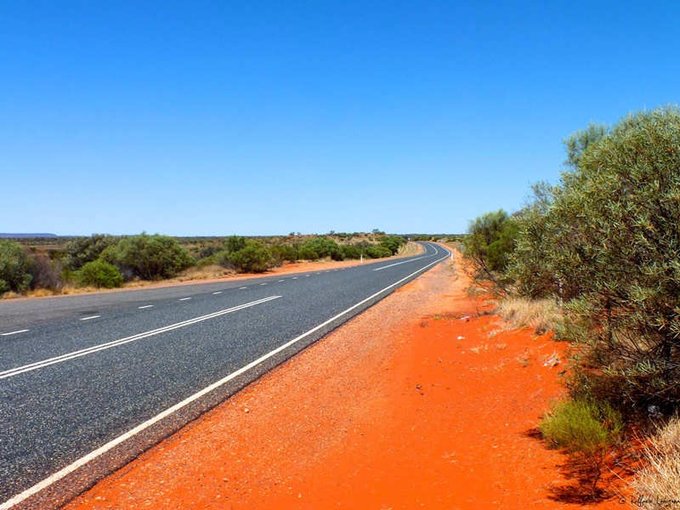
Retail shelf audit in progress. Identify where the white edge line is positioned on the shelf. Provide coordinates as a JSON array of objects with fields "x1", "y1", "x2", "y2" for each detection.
[
  {"x1": 0, "y1": 248, "x2": 449, "y2": 510},
  {"x1": 0, "y1": 329, "x2": 29, "y2": 337},
  {"x1": 79, "y1": 316, "x2": 100, "y2": 321}
]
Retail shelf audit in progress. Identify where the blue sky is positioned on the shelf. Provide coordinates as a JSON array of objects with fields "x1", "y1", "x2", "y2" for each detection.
[{"x1": 1, "y1": 1, "x2": 679, "y2": 235}]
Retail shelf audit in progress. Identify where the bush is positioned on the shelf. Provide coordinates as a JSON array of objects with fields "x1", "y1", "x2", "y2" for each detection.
[
  {"x1": 29, "y1": 253, "x2": 62, "y2": 291},
  {"x1": 63, "y1": 234, "x2": 117, "y2": 271},
  {"x1": 0, "y1": 240, "x2": 33, "y2": 294},
  {"x1": 224, "y1": 236, "x2": 247, "y2": 254},
  {"x1": 270, "y1": 244, "x2": 299, "y2": 264},
  {"x1": 340, "y1": 244, "x2": 361, "y2": 260},
  {"x1": 77, "y1": 260, "x2": 124, "y2": 288},
  {"x1": 227, "y1": 242, "x2": 273, "y2": 273},
  {"x1": 464, "y1": 210, "x2": 518, "y2": 283},
  {"x1": 540, "y1": 398, "x2": 622, "y2": 454},
  {"x1": 366, "y1": 245, "x2": 392, "y2": 258},
  {"x1": 298, "y1": 237, "x2": 342, "y2": 261},
  {"x1": 102, "y1": 234, "x2": 193, "y2": 280},
  {"x1": 379, "y1": 235, "x2": 406, "y2": 255}
]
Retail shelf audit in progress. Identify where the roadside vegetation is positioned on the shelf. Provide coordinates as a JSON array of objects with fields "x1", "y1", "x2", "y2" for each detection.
[
  {"x1": 0, "y1": 232, "x2": 412, "y2": 297},
  {"x1": 463, "y1": 106, "x2": 680, "y2": 500}
]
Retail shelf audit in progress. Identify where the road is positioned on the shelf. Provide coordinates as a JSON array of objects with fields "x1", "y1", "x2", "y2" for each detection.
[{"x1": 0, "y1": 242, "x2": 450, "y2": 509}]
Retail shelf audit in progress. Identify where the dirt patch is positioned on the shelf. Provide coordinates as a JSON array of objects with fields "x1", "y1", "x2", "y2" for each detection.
[{"x1": 65, "y1": 249, "x2": 628, "y2": 509}]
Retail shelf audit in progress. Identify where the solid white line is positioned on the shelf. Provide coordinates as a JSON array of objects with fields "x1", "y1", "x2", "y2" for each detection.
[
  {"x1": 0, "y1": 296, "x2": 282, "y2": 382},
  {"x1": 138, "y1": 305, "x2": 154, "y2": 309},
  {"x1": 79, "y1": 315, "x2": 100, "y2": 321},
  {"x1": 212, "y1": 291, "x2": 222, "y2": 295},
  {"x1": 0, "y1": 249, "x2": 448, "y2": 510},
  {"x1": 372, "y1": 255, "x2": 427, "y2": 271},
  {"x1": 0, "y1": 329, "x2": 29, "y2": 337},
  {"x1": 179, "y1": 297, "x2": 192, "y2": 301}
]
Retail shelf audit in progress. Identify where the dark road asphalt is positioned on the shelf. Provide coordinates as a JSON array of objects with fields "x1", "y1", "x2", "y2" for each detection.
[{"x1": 0, "y1": 243, "x2": 450, "y2": 508}]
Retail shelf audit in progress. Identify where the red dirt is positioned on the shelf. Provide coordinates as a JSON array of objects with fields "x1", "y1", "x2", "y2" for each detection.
[{"x1": 65, "y1": 250, "x2": 631, "y2": 509}]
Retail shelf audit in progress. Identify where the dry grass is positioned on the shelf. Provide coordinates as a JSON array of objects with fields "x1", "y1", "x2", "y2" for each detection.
[
  {"x1": 632, "y1": 418, "x2": 680, "y2": 509},
  {"x1": 397, "y1": 241, "x2": 425, "y2": 257},
  {"x1": 496, "y1": 297, "x2": 562, "y2": 334}
]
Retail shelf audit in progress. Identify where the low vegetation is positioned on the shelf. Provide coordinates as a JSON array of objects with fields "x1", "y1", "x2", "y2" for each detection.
[
  {"x1": 463, "y1": 106, "x2": 680, "y2": 499},
  {"x1": 0, "y1": 232, "x2": 416, "y2": 296}
]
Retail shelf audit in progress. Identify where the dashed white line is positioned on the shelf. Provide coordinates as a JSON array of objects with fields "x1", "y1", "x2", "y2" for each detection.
[
  {"x1": 278, "y1": 279, "x2": 285, "y2": 282},
  {"x1": 0, "y1": 329, "x2": 29, "y2": 337},
  {"x1": 138, "y1": 305, "x2": 154, "y2": 309},
  {"x1": 0, "y1": 295, "x2": 282, "y2": 382},
  {"x1": 259, "y1": 283, "x2": 267, "y2": 286},
  {"x1": 239, "y1": 286, "x2": 248, "y2": 290},
  {"x1": 0, "y1": 249, "x2": 450, "y2": 510},
  {"x1": 179, "y1": 297, "x2": 192, "y2": 301},
  {"x1": 79, "y1": 315, "x2": 100, "y2": 321},
  {"x1": 291, "y1": 277, "x2": 298, "y2": 280},
  {"x1": 212, "y1": 291, "x2": 222, "y2": 295}
]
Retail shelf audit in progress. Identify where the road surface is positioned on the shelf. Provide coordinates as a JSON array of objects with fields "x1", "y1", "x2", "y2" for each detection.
[{"x1": 0, "y1": 242, "x2": 450, "y2": 509}]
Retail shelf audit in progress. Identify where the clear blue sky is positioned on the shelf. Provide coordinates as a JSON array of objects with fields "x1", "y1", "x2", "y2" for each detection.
[{"x1": 2, "y1": 1, "x2": 679, "y2": 236}]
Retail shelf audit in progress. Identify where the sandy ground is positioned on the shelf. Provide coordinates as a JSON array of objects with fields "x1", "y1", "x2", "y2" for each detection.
[{"x1": 64, "y1": 250, "x2": 630, "y2": 509}]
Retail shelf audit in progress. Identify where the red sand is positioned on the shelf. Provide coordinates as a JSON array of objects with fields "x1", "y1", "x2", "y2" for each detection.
[{"x1": 65, "y1": 250, "x2": 631, "y2": 509}]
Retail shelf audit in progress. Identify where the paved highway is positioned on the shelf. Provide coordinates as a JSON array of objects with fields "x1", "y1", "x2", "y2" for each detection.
[{"x1": 0, "y1": 242, "x2": 450, "y2": 509}]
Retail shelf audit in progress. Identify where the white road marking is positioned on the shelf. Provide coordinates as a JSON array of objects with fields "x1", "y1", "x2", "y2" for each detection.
[
  {"x1": 79, "y1": 315, "x2": 100, "y2": 321},
  {"x1": 305, "y1": 274, "x2": 310, "y2": 277},
  {"x1": 0, "y1": 296, "x2": 282, "y2": 382},
  {"x1": 179, "y1": 297, "x2": 192, "y2": 301},
  {"x1": 278, "y1": 279, "x2": 285, "y2": 282},
  {"x1": 239, "y1": 286, "x2": 248, "y2": 290},
  {"x1": 373, "y1": 255, "x2": 428, "y2": 271},
  {"x1": 138, "y1": 305, "x2": 154, "y2": 309},
  {"x1": 259, "y1": 283, "x2": 267, "y2": 286},
  {"x1": 291, "y1": 277, "x2": 298, "y2": 280},
  {"x1": 0, "y1": 249, "x2": 449, "y2": 510},
  {"x1": 212, "y1": 291, "x2": 222, "y2": 295},
  {"x1": 0, "y1": 329, "x2": 29, "y2": 337}
]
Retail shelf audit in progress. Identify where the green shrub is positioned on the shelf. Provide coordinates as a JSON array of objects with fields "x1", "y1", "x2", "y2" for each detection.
[
  {"x1": 224, "y1": 236, "x2": 247, "y2": 254},
  {"x1": 340, "y1": 244, "x2": 361, "y2": 260},
  {"x1": 63, "y1": 234, "x2": 117, "y2": 271},
  {"x1": 540, "y1": 398, "x2": 622, "y2": 454},
  {"x1": 29, "y1": 253, "x2": 62, "y2": 290},
  {"x1": 0, "y1": 240, "x2": 33, "y2": 294},
  {"x1": 379, "y1": 235, "x2": 406, "y2": 255},
  {"x1": 102, "y1": 234, "x2": 193, "y2": 280},
  {"x1": 270, "y1": 244, "x2": 299, "y2": 264},
  {"x1": 366, "y1": 245, "x2": 392, "y2": 258},
  {"x1": 77, "y1": 260, "x2": 124, "y2": 288},
  {"x1": 227, "y1": 242, "x2": 273, "y2": 273},
  {"x1": 464, "y1": 210, "x2": 518, "y2": 283},
  {"x1": 298, "y1": 237, "x2": 342, "y2": 260}
]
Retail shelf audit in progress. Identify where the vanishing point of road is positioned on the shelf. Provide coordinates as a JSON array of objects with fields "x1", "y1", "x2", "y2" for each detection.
[{"x1": 0, "y1": 242, "x2": 450, "y2": 509}]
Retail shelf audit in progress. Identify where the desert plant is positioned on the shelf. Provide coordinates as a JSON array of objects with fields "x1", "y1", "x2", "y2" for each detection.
[
  {"x1": 102, "y1": 234, "x2": 193, "y2": 280},
  {"x1": 29, "y1": 253, "x2": 62, "y2": 291},
  {"x1": 464, "y1": 209, "x2": 518, "y2": 284},
  {"x1": 77, "y1": 259, "x2": 124, "y2": 288},
  {"x1": 0, "y1": 240, "x2": 33, "y2": 294},
  {"x1": 227, "y1": 242, "x2": 273, "y2": 273},
  {"x1": 496, "y1": 297, "x2": 562, "y2": 334},
  {"x1": 632, "y1": 417, "x2": 680, "y2": 508},
  {"x1": 541, "y1": 398, "x2": 622, "y2": 496},
  {"x1": 63, "y1": 234, "x2": 117, "y2": 271}
]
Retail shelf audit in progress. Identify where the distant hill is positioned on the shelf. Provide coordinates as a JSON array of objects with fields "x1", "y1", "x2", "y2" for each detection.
[{"x1": 0, "y1": 233, "x2": 58, "y2": 238}]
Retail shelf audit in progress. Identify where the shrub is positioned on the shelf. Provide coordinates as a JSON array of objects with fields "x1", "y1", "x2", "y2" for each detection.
[
  {"x1": 63, "y1": 234, "x2": 117, "y2": 271},
  {"x1": 29, "y1": 253, "x2": 62, "y2": 291},
  {"x1": 77, "y1": 260, "x2": 124, "y2": 288},
  {"x1": 102, "y1": 234, "x2": 193, "y2": 280},
  {"x1": 464, "y1": 210, "x2": 518, "y2": 283},
  {"x1": 379, "y1": 235, "x2": 406, "y2": 255},
  {"x1": 270, "y1": 244, "x2": 299, "y2": 264},
  {"x1": 224, "y1": 236, "x2": 247, "y2": 254},
  {"x1": 540, "y1": 398, "x2": 622, "y2": 454},
  {"x1": 0, "y1": 240, "x2": 33, "y2": 294},
  {"x1": 227, "y1": 242, "x2": 273, "y2": 273},
  {"x1": 298, "y1": 237, "x2": 342, "y2": 260},
  {"x1": 366, "y1": 245, "x2": 392, "y2": 258},
  {"x1": 340, "y1": 244, "x2": 361, "y2": 260}
]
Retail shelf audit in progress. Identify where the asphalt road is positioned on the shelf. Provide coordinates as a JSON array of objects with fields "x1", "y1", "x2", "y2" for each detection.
[{"x1": 0, "y1": 242, "x2": 450, "y2": 508}]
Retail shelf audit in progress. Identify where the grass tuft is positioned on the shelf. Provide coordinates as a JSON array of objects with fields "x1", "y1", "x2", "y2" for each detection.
[{"x1": 497, "y1": 297, "x2": 562, "y2": 334}]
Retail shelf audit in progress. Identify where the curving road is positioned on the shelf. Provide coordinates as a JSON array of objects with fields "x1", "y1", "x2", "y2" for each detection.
[{"x1": 0, "y1": 242, "x2": 450, "y2": 509}]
